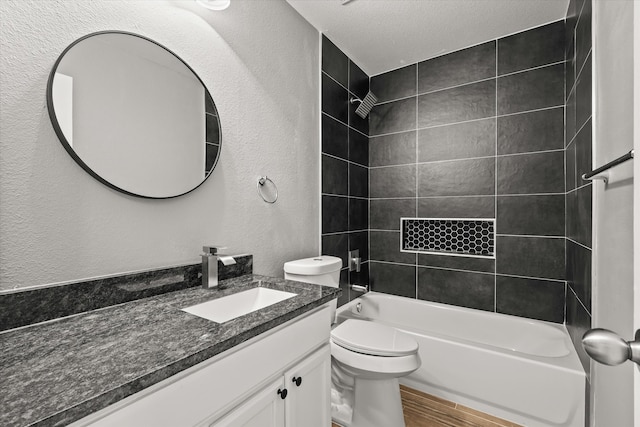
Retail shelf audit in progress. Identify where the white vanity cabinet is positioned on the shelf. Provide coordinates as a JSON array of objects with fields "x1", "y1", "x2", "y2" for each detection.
[
  {"x1": 72, "y1": 305, "x2": 332, "y2": 427},
  {"x1": 214, "y1": 345, "x2": 331, "y2": 427}
]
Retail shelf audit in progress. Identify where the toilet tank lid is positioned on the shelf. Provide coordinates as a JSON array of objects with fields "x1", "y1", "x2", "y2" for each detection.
[{"x1": 284, "y1": 256, "x2": 342, "y2": 275}]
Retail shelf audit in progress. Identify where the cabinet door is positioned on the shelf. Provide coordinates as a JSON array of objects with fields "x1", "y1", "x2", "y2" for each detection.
[
  {"x1": 213, "y1": 379, "x2": 285, "y2": 427},
  {"x1": 284, "y1": 345, "x2": 331, "y2": 427}
]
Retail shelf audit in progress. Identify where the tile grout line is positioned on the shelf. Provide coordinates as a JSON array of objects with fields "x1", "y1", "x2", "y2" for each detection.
[
  {"x1": 322, "y1": 111, "x2": 369, "y2": 139},
  {"x1": 374, "y1": 60, "x2": 566, "y2": 107},
  {"x1": 369, "y1": 260, "x2": 566, "y2": 283},
  {"x1": 368, "y1": 148, "x2": 565, "y2": 170},
  {"x1": 346, "y1": 59, "x2": 351, "y2": 289},
  {"x1": 415, "y1": 62, "x2": 419, "y2": 299},
  {"x1": 370, "y1": 104, "x2": 565, "y2": 138},
  {"x1": 568, "y1": 282, "x2": 592, "y2": 317},
  {"x1": 494, "y1": 40, "x2": 499, "y2": 313},
  {"x1": 368, "y1": 192, "x2": 566, "y2": 200},
  {"x1": 322, "y1": 152, "x2": 368, "y2": 169}
]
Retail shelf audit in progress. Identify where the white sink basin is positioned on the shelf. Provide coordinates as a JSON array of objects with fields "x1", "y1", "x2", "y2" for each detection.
[{"x1": 182, "y1": 287, "x2": 297, "y2": 323}]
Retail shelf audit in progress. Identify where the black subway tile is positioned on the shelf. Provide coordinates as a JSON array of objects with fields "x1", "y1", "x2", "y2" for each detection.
[
  {"x1": 566, "y1": 287, "x2": 592, "y2": 374},
  {"x1": 369, "y1": 131, "x2": 416, "y2": 167},
  {"x1": 349, "y1": 60, "x2": 369, "y2": 100},
  {"x1": 370, "y1": 97, "x2": 417, "y2": 136},
  {"x1": 497, "y1": 195, "x2": 565, "y2": 236},
  {"x1": 322, "y1": 155, "x2": 348, "y2": 195},
  {"x1": 566, "y1": 239, "x2": 592, "y2": 312},
  {"x1": 418, "y1": 267, "x2": 494, "y2": 311},
  {"x1": 497, "y1": 151, "x2": 564, "y2": 195},
  {"x1": 370, "y1": 231, "x2": 415, "y2": 264},
  {"x1": 349, "y1": 231, "x2": 369, "y2": 262},
  {"x1": 418, "y1": 157, "x2": 495, "y2": 197},
  {"x1": 322, "y1": 195, "x2": 348, "y2": 233},
  {"x1": 575, "y1": 119, "x2": 592, "y2": 186},
  {"x1": 322, "y1": 73, "x2": 348, "y2": 123},
  {"x1": 566, "y1": 141, "x2": 577, "y2": 192},
  {"x1": 496, "y1": 236, "x2": 565, "y2": 280},
  {"x1": 349, "y1": 198, "x2": 368, "y2": 231},
  {"x1": 498, "y1": 21, "x2": 565, "y2": 75},
  {"x1": 417, "y1": 196, "x2": 495, "y2": 219},
  {"x1": 497, "y1": 64, "x2": 564, "y2": 115},
  {"x1": 322, "y1": 233, "x2": 348, "y2": 269},
  {"x1": 370, "y1": 262, "x2": 416, "y2": 298},
  {"x1": 496, "y1": 276, "x2": 565, "y2": 323},
  {"x1": 322, "y1": 115, "x2": 348, "y2": 159},
  {"x1": 566, "y1": 89, "x2": 577, "y2": 146},
  {"x1": 370, "y1": 199, "x2": 416, "y2": 230},
  {"x1": 418, "y1": 118, "x2": 496, "y2": 162},
  {"x1": 575, "y1": 0, "x2": 592, "y2": 74},
  {"x1": 322, "y1": 36, "x2": 348, "y2": 88},
  {"x1": 370, "y1": 164, "x2": 416, "y2": 198},
  {"x1": 417, "y1": 254, "x2": 495, "y2": 273},
  {"x1": 418, "y1": 41, "x2": 496, "y2": 93},
  {"x1": 349, "y1": 163, "x2": 368, "y2": 198},
  {"x1": 418, "y1": 80, "x2": 496, "y2": 128},
  {"x1": 370, "y1": 64, "x2": 417, "y2": 103},
  {"x1": 497, "y1": 107, "x2": 564, "y2": 155},
  {"x1": 349, "y1": 128, "x2": 369, "y2": 166},
  {"x1": 576, "y1": 53, "x2": 592, "y2": 131}
]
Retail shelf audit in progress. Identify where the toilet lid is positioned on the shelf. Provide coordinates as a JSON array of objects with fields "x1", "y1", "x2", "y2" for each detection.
[{"x1": 331, "y1": 319, "x2": 418, "y2": 357}]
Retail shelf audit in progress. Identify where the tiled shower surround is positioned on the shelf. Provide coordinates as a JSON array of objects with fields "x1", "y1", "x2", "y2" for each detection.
[
  {"x1": 321, "y1": 36, "x2": 370, "y2": 306},
  {"x1": 322, "y1": 15, "x2": 593, "y2": 336},
  {"x1": 565, "y1": 0, "x2": 593, "y2": 382},
  {"x1": 368, "y1": 20, "x2": 567, "y2": 323}
]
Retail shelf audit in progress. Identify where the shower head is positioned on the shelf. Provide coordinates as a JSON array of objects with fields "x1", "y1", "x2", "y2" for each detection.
[{"x1": 350, "y1": 91, "x2": 378, "y2": 119}]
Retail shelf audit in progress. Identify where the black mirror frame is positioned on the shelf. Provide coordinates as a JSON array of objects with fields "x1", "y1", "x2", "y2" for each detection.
[{"x1": 46, "y1": 30, "x2": 222, "y2": 199}]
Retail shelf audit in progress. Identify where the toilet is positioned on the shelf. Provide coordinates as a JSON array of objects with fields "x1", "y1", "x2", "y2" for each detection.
[{"x1": 284, "y1": 256, "x2": 421, "y2": 427}]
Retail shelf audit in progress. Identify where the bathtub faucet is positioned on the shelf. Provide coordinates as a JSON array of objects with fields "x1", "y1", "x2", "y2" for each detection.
[{"x1": 350, "y1": 284, "x2": 369, "y2": 294}]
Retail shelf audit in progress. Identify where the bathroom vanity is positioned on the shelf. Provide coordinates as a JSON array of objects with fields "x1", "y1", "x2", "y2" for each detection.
[{"x1": 0, "y1": 274, "x2": 339, "y2": 427}]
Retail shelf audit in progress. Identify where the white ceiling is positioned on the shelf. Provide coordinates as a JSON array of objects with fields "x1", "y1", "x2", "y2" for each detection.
[{"x1": 286, "y1": 0, "x2": 570, "y2": 77}]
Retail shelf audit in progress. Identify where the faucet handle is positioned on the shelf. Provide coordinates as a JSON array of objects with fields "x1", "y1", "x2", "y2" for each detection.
[{"x1": 203, "y1": 246, "x2": 226, "y2": 255}]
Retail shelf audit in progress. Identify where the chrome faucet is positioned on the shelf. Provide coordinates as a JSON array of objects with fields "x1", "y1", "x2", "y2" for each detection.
[{"x1": 202, "y1": 246, "x2": 236, "y2": 289}]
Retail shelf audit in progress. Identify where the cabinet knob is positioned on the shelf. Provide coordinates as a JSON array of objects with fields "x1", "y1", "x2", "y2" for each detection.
[
  {"x1": 277, "y1": 388, "x2": 288, "y2": 399},
  {"x1": 292, "y1": 376, "x2": 302, "y2": 387}
]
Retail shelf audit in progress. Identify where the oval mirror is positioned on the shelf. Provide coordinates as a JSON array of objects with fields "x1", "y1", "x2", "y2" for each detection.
[{"x1": 47, "y1": 31, "x2": 221, "y2": 199}]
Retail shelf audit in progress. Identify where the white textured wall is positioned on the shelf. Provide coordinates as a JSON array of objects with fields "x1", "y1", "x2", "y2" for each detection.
[{"x1": 0, "y1": 0, "x2": 320, "y2": 291}]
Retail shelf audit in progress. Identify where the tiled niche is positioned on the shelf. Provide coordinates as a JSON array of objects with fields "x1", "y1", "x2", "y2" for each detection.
[
  {"x1": 368, "y1": 21, "x2": 567, "y2": 323},
  {"x1": 320, "y1": 36, "x2": 370, "y2": 307}
]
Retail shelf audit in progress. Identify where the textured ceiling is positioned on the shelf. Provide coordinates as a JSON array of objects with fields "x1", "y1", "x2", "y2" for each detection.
[{"x1": 286, "y1": 0, "x2": 570, "y2": 76}]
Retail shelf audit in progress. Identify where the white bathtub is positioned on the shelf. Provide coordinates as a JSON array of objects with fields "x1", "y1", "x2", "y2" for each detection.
[{"x1": 336, "y1": 292, "x2": 585, "y2": 427}]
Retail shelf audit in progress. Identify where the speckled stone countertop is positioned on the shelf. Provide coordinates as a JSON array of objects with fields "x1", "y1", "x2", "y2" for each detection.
[{"x1": 1, "y1": 275, "x2": 340, "y2": 427}]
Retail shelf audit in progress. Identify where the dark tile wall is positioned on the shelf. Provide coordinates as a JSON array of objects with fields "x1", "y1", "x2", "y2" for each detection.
[
  {"x1": 321, "y1": 36, "x2": 370, "y2": 305},
  {"x1": 565, "y1": 0, "x2": 593, "y2": 388},
  {"x1": 368, "y1": 21, "x2": 567, "y2": 323}
]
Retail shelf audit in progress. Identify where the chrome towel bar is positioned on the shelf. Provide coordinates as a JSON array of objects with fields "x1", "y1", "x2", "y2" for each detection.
[{"x1": 582, "y1": 149, "x2": 634, "y2": 182}]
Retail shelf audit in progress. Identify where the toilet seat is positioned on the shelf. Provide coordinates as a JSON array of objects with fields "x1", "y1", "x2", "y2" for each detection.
[{"x1": 331, "y1": 319, "x2": 418, "y2": 357}]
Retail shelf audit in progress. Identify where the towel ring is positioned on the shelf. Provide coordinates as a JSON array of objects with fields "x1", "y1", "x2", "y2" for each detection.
[{"x1": 257, "y1": 176, "x2": 278, "y2": 204}]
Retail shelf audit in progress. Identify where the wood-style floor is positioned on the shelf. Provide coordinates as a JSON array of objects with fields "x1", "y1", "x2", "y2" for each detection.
[{"x1": 332, "y1": 385, "x2": 523, "y2": 427}]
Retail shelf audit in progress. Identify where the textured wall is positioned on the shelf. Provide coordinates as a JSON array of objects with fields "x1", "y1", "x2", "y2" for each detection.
[{"x1": 0, "y1": 0, "x2": 320, "y2": 290}]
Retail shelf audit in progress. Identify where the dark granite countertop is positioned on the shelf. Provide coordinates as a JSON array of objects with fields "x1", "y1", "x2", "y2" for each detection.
[{"x1": 0, "y1": 274, "x2": 340, "y2": 427}]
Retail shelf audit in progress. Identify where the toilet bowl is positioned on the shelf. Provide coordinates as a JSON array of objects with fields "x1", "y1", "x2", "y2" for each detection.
[{"x1": 284, "y1": 256, "x2": 421, "y2": 427}]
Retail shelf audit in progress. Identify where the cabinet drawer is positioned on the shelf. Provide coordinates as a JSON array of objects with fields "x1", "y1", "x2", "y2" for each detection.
[{"x1": 75, "y1": 305, "x2": 330, "y2": 427}]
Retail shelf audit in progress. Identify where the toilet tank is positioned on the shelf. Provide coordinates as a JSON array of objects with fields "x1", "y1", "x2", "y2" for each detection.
[{"x1": 284, "y1": 256, "x2": 342, "y2": 321}]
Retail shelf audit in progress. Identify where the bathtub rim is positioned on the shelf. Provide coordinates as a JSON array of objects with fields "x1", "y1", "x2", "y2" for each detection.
[{"x1": 336, "y1": 292, "x2": 584, "y2": 373}]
